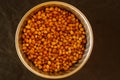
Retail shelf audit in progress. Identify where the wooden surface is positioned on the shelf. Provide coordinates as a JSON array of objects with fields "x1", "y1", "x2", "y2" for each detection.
[{"x1": 0, "y1": 0, "x2": 120, "y2": 80}]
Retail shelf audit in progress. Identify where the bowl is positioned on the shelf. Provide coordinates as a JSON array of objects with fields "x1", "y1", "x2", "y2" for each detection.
[{"x1": 15, "y1": 1, "x2": 93, "y2": 79}]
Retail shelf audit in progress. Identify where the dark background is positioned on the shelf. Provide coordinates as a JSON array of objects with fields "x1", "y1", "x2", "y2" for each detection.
[{"x1": 0, "y1": 0, "x2": 120, "y2": 80}]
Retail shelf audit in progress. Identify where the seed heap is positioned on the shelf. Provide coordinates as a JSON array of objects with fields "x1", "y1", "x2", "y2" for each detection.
[{"x1": 21, "y1": 7, "x2": 86, "y2": 73}]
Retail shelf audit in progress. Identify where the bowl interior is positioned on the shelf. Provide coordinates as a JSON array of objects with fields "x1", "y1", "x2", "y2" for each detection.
[{"x1": 16, "y1": 1, "x2": 93, "y2": 79}]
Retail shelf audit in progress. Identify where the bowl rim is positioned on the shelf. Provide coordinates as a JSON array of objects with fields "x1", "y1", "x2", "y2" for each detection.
[{"x1": 15, "y1": 1, "x2": 94, "y2": 79}]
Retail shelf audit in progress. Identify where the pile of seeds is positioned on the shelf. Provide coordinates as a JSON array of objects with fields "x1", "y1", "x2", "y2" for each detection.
[{"x1": 21, "y1": 7, "x2": 86, "y2": 73}]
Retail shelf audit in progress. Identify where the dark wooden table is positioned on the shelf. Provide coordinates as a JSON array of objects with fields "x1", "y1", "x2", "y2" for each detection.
[{"x1": 0, "y1": 0, "x2": 120, "y2": 80}]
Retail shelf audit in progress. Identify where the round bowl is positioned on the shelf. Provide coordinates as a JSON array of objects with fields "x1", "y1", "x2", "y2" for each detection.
[{"x1": 15, "y1": 1, "x2": 93, "y2": 79}]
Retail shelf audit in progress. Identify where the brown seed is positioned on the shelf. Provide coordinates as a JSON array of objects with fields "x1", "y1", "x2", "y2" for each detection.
[
  {"x1": 25, "y1": 25, "x2": 30, "y2": 29},
  {"x1": 49, "y1": 7, "x2": 54, "y2": 11},
  {"x1": 31, "y1": 28, "x2": 35, "y2": 32},
  {"x1": 28, "y1": 20, "x2": 31, "y2": 24},
  {"x1": 38, "y1": 65, "x2": 42, "y2": 69},
  {"x1": 52, "y1": 18, "x2": 56, "y2": 21},
  {"x1": 48, "y1": 61, "x2": 51, "y2": 65},
  {"x1": 70, "y1": 31, "x2": 74, "y2": 34}
]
